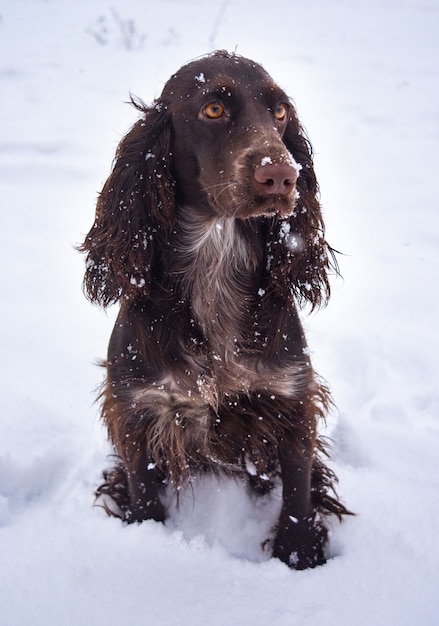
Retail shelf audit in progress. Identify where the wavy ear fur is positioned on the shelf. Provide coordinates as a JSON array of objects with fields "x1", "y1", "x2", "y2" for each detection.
[
  {"x1": 267, "y1": 107, "x2": 337, "y2": 310},
  {"x1": 80, "y1": 98, "x2": 174, "y2": 307}
]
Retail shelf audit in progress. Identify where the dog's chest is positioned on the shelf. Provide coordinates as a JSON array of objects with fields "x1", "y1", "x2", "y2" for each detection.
[{"x1": 177, "y1": 217, "x2": 259, "y2": 355}]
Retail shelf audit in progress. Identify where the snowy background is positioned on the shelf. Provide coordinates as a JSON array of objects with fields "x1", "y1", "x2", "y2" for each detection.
[{"x1": 1, "y1": 0, "x2": 438, "y2": 624}]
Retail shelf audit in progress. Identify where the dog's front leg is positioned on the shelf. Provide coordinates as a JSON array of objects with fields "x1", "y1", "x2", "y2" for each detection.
[
  {"x1": 123, "y1": 446, "x2": 166, "y2": 524},
  {"x1": 272, "y1": 433, "x2": 326, "y2": 569}
]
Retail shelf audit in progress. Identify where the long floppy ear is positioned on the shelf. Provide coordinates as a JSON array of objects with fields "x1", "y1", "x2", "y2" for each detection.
[
  {"x1": 267, "y1": 105, "x2": 337, "y2": 310},
  {"x1": 79, "y1": 97, "x2": 174, "y2": 307}
]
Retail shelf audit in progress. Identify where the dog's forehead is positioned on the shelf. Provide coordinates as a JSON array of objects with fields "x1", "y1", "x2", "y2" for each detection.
[
  {"x1": 193, "y1": 71, "x2": 277, "y2": 95},
  {"x1": 161, "y1": 55, "x2": 282, "y2": 100}
]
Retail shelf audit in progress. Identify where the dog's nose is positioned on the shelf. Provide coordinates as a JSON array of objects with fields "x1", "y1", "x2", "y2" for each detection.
[{"x1": 254, "y1": 162, "x2": 298, "y2": 195}]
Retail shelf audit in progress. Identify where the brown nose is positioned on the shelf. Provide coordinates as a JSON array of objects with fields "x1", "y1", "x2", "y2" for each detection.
[{"x1": 254, "y1": 162, "x2": 298, "y2": 195}]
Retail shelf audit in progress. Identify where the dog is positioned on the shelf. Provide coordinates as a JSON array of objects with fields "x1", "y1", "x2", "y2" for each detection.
[{"x1": 80, "y1": 50, "x2": 350, "y2": 569}]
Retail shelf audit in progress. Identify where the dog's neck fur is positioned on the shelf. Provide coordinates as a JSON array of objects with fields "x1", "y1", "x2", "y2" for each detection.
[{"x1": 172, "y1": 211, "x2": 261, "y2": 360}]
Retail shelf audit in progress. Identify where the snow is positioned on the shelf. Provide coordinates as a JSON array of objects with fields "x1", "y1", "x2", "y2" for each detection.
[
  {"x1": 261, "y1": 156, "x2": 273, "y2": 165},
  {"x1": 1, "y1": 0, "x2": 438, "y2": 624}
]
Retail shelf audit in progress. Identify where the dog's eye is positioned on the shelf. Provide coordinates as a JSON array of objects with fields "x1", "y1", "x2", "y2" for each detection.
[
  {"x1": 274, "y1": 103, "x2": 288, "y2": 121},
  {"x1": 202, "y1": 101, "x2": 225, "y2": 119}
]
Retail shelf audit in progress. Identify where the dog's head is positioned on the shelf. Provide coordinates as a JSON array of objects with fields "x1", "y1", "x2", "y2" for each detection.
[
  {"x1": 162, "y1": 50, "x2": 304, "y2": 220},
  {"x1": 81, "y1": 51, "x2": 335, "y2": 309}
]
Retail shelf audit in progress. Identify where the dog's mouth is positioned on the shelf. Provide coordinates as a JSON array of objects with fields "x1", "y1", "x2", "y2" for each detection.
[{"x1": 231, "y1": 190, "x2": 298, "y2": 220}]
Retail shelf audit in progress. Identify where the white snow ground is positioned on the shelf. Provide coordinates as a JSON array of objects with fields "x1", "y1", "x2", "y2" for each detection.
[{"x1": 1, "y1": 0, "x2": 438, "y2": 624}]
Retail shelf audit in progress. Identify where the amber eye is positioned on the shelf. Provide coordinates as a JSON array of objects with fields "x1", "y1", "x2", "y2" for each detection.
[
  {"x1": 203, "y1": 101, "x2": 225, "y2": 119},
  {"x1": 274, "y1": 102, "x2": 288, "y2": 121}
]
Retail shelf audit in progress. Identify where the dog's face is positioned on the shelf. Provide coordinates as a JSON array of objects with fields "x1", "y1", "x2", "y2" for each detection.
[{"x1": 162, "y1": 53, "x2": 301, "y2": 219}]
